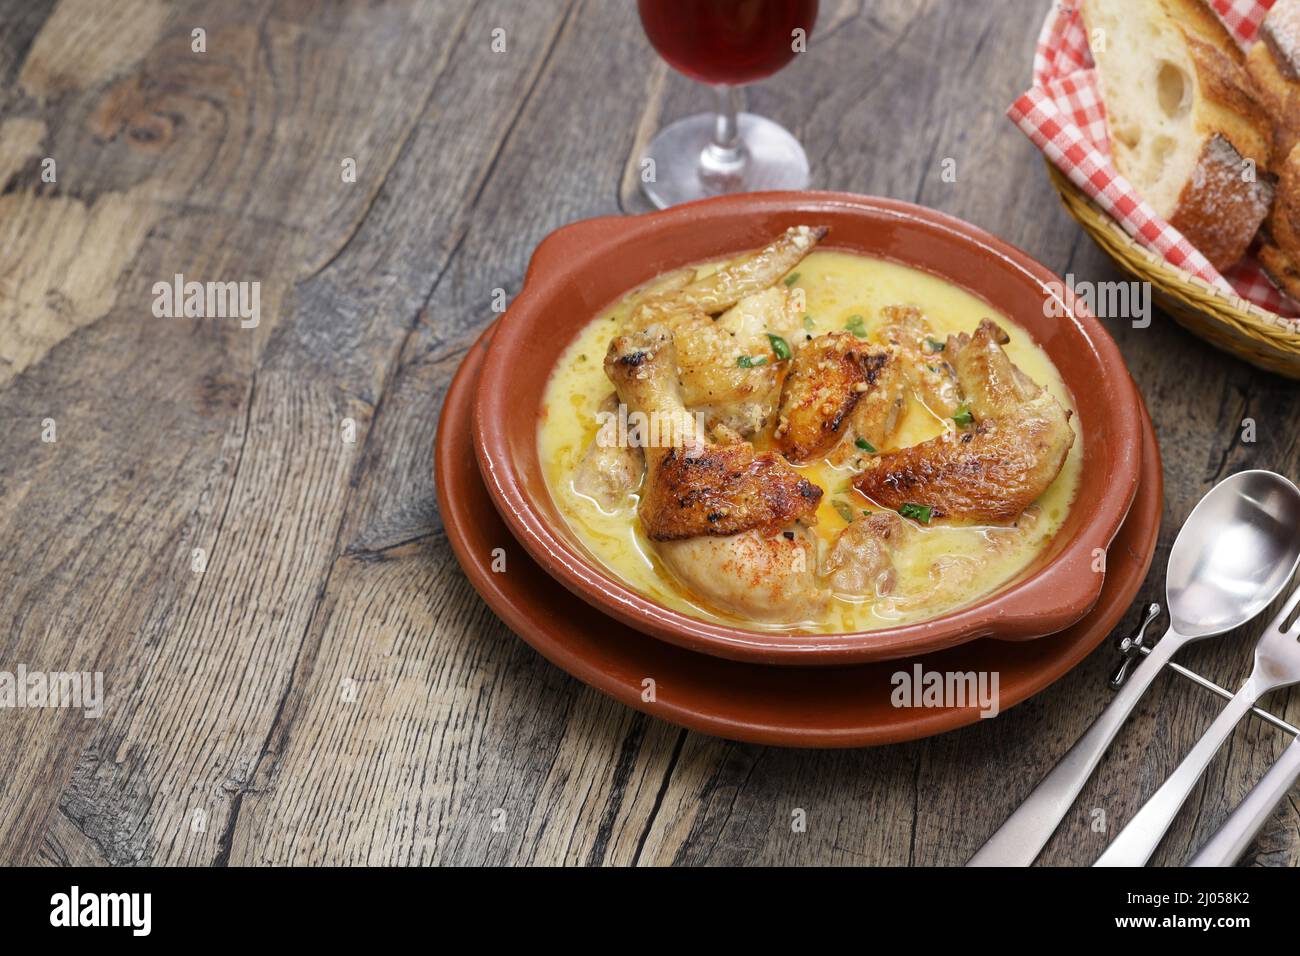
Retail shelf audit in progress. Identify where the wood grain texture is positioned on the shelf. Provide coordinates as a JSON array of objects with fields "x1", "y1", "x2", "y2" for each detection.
[{"x1": 1, "y1": 0, "x2": 1297, "y2": 867}]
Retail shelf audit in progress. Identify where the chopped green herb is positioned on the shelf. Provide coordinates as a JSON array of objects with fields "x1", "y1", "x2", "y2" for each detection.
[
  {"x1": 832, "y1": 500, "x2": 856, "y2": 524},
  {"x1": 898, "y1": 503, "x2": 934, "y2": 524},
  {"x1": 737, "y1": 355, "x2": 767, "y2": 368},
  {"x1": 783, "y1": 272, "x2": 801, "y2": 287},
  {"x1": 862, "y1": 509, "x2": 871, "y2": 516},
  {"x1": 844, "y1": 314, "x2": 868, "y2": 338},
  {"x1": 925, "y1": 337, "x2": 946, "y2": 352},
  {"x1": 952, "y1": 403, "x2": 974, "y2": 427},
  {"x1": 855, "y1": 437, "x2": 877, "y2": 453},
  {"x1": 767, "y1": 333, "x2": 792, "y2": 361},
  {"x1": 802, "y1": 314, "x2": 815, "y2": 331}
]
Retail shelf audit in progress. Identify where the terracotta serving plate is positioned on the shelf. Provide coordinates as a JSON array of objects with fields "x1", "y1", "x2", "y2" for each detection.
[
  {"x1": 441, "y1": 323, "x2": 1164, "y2": 747},
  {"x1": 475, "y1": 193, "x2": 1144, "y2": 665}
]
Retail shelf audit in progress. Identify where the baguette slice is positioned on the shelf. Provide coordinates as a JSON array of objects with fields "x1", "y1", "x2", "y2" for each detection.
[
  {"x1": 1261, "y1": 143, "x2": 1300, "y2": 299},
  {"x1": 1245, "y1": 0, "x2": 1300, "y2": 167},
  {"x1": 1257, "y1": 237, "x2": 1300, "y2": 300},
  {"x1": 1082, "y1": 0, "x2": 1273, "y2": 269}
]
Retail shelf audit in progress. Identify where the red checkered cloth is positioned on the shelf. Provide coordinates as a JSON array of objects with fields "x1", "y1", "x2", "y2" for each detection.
[{"x1": 1008, "y1": 0, "x2": 1300, "y2": 324}]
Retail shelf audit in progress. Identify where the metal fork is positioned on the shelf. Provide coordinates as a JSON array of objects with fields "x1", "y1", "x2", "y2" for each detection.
[{"x1": 1095, "y1": 585, "x2": 1300, "y2": 866}]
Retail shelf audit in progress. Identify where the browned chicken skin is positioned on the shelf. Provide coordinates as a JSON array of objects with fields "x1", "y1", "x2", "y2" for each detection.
[
  {"x1": 629, "y1": 225, "x2": 828, "y2": 327},
  {"x1": 836, "y1": 349, "x2": 909, "y2": 463},
  {"x1": 603, "y1": 331, "x2": 822, "y2": 541},
  {"x1": 604, "y1": 329, "x2": 829, "y2": 622},
  {"x1": 625, "y1": 226, "x2": 827, "y2": 437},
  {"x1": 774, "y1": 332, "x2": 907, "y2": 463},
  {"x1": 877, "y1": 304, "x2": 962, "y2": 418},
  {"x1": 852, "y1": 319, "x2": 1074, "y2": 523}
]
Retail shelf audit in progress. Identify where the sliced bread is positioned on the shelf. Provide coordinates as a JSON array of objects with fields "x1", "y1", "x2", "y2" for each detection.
[
  {"x1": 1081, "y1": 0, "x2": 1273, "y2": 269},
  {"x1": 1246, "y1": 0, "x2": 1300, "y2": 167}
]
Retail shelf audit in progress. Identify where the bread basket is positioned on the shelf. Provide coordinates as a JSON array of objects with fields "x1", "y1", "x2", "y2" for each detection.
[{"x1": 1046, "y1": 158, "x2": 1300, "y2": 380}]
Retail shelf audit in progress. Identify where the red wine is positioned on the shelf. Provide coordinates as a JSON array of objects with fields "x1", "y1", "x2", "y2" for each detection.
[{"x1": 638, "y1": 0, "x2": 819, "y2": 86}]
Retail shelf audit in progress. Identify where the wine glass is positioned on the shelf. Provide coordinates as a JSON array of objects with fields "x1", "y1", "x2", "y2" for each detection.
[{"x1": 637, "y1": 0, "x2": 818, "y2": 208}]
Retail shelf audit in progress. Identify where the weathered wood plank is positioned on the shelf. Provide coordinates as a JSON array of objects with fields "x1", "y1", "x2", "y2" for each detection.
[
  {"x1": 1, "y1": 0, "x2": 1297, "y2": 867},
  {"x1": 0, "y1": 0, "x2": 486, "y2": 864}
]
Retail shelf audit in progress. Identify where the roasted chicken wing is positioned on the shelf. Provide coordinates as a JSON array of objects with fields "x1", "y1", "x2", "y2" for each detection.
[
  {"x1": 623, "y1": 226, "x2": 827, "y2": 437},
  {"x1": 629, "y1": 225, "x2": 828, "y2": 328},
  {"x1": 877, "y1": 304, "x2": 962, "y2": 418},
  {"x1": 571, "y1": 394, "x2": 644, "y2": 510},
  {"x1": 852, "y1": 319, "x2": 1074, "y2": 523},
  {"x1": 774, "y1": 332, "x2": 906, "y2": 463}
]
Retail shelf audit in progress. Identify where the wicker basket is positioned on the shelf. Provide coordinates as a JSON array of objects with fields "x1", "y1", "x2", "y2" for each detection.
[{"x1": 1045, "y1": 161, "x2": 1300, "y2": 380}]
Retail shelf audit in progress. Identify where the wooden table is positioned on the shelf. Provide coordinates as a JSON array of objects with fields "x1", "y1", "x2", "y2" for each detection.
[{"x1": 2, "y1": 0, "x2": 1297, "y2": 868}]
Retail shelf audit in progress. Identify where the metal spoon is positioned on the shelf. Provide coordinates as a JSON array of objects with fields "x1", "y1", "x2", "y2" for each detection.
[{"x1": 968, "y1": 470, "x2": 1300, "y2": 867}]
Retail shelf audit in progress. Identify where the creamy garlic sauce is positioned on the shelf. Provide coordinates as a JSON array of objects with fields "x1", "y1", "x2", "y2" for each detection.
[{"x1": 537, "y1": 250, "x2": 1082, "y2": 633}]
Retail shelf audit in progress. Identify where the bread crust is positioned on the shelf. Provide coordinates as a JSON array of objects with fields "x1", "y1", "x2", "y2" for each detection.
[
  {"x1": 1167, "y1": 0, "x2": 1272, "y2": 267},
  {"x1": 1167, "y1": 133, "x2": 1274, "y2": 269},
  {"x1": 1082, "y1": 0, "x2": 1272, "y2": 269},
  {"x1": 1258, "y1": 237, "x2": 1300, "y2": 300},
  {"x1": 1239, "y1": 0, "x2": 1300, "y2": 305},
  {"x1": 1257, "y1": 139, "x2": 1300, "y2": 304},
  {"x1": 1246, "y1": 0, "x2": 1300, "y2": 171}
]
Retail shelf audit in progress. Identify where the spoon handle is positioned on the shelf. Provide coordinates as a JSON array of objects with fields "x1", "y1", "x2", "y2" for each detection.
[
  {"x1": 1188, "y1": 733, "x2": 1300, "y2": 867},
  {"x1": 1094, "y1": 684, "x2": 1258, "y2": 866},
  {"x1": 967, "y1": 622, "x2": 1180, "y2": 867}
]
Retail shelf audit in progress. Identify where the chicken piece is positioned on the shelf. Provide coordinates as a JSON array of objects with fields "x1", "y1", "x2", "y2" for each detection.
[
  {"x1": 824, "y1": 512, "x2": 907, "y2": 597},
  {"x1": 604, "y1": 331, "x2": 822, "y2": 540},
  {"x1": 604, "y1": 331, "x2": 828, "y2": 621},
  {"x1": 774, "y1": 332, "x2": 873, "y2": 462},
  {"x1": 672, "y1": 288, "x2": 800, "y2": 436},
  {"x1": 571, "y1": 394, "x2": 644, "y2": 510},
  {"x1": 628, "y1": 225, "x2": 828, "y2": 328},
  {"x1": 878, "y1": 304, "x2": 962, "y2": 417},
  {"x1": 623, "y1": 227, "x2": 827, "y2": 437},
  {"x1": 949, "y1": 320, "x2": 1042, "y2": 420},
  {"x1": 834, "y1": 349, "x2": 908, "y2": 463},
  {"x1": 852, "y1": 319, "x2": 1075, "y2": 523},
  {"x1": 773, "y1": 332, "x2": 907, "y2": 463},
  {"x1": 658, "y1": 526, "x2": 829, "y2": 623},
  {"x1": 714, "y1": 285, "x2": 803, "y2": 342}
]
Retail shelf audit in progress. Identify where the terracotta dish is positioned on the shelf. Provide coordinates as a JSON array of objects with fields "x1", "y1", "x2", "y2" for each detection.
[
  {"x1": 474, "y1": 192, "x2": 1144, "y2": 665},
  {"x1": 444, "y1": 324, "x2": 1164, "y2": 746}
]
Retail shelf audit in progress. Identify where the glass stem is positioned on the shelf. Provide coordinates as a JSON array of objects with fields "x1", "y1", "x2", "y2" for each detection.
[
  {"x1": 699, "y1": 85, "x2": 747, "y2": 187},
  {"x1": 713, "y1": 86, "x2": 741, "y2": 155}
]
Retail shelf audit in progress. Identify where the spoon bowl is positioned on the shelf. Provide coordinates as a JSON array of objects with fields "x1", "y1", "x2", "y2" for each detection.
[{"x1": 1166, "y1": 470, "x2": 1300, "y2": 638}]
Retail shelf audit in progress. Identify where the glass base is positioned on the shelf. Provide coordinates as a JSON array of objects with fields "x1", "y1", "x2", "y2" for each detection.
[{"x1": 640, "y1": 112, "x2": 810, "y2": 209}]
